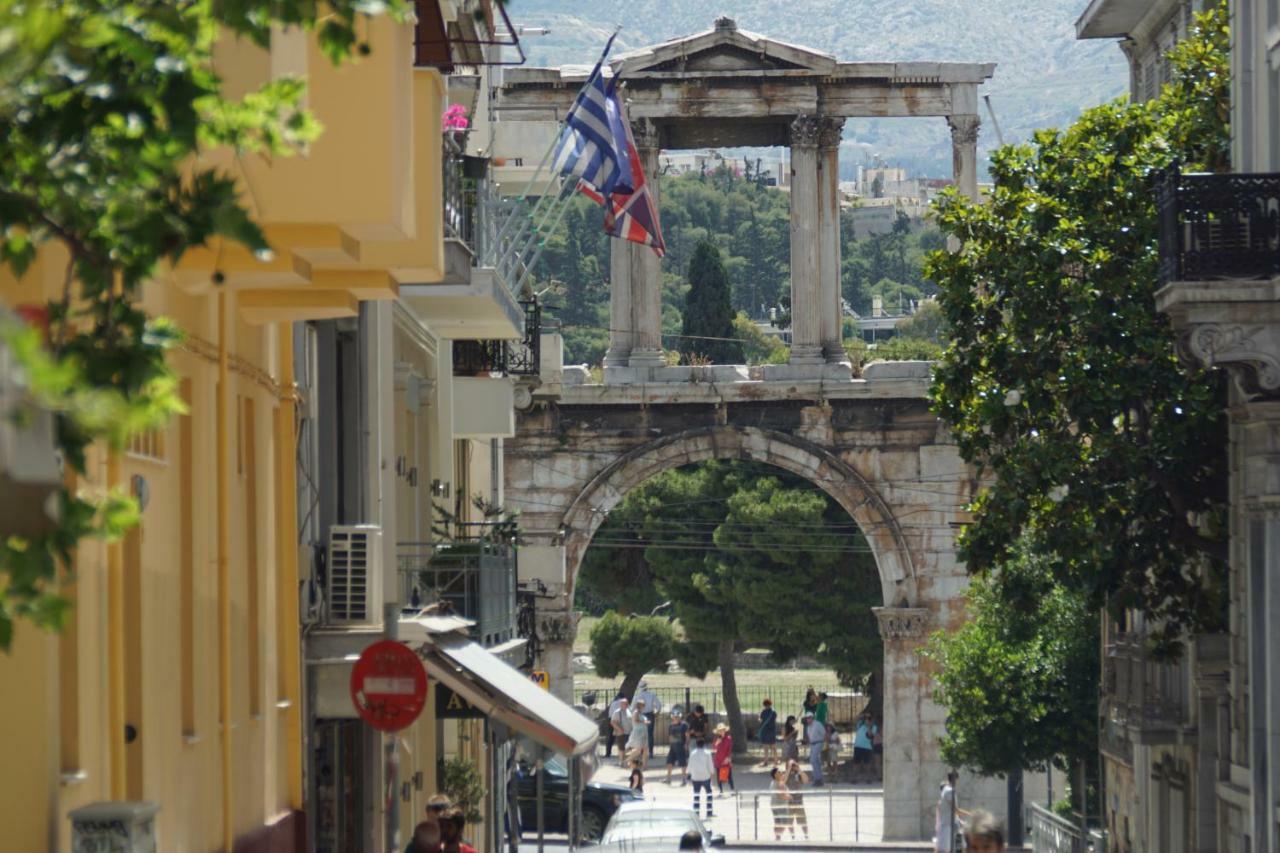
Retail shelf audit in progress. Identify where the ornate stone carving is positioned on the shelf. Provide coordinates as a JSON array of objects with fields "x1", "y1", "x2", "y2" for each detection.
[
  {"x1": 1182, "y1": 323, "x2": 1280, "y2": 394},
  {"x1": 947, "y1": 114, "x2": 981, "y2": 146},
  {"x1": 789, "y1": 114, "x2": 822, "y2": 148},
  {"x1": 872, "y1": 606, "x2": 930, "y2": 640},
  {"x1": 630, "y1": 118, "x2": 660, "y2": 151},
  {"x1": 817, "y1": 116, "x2": 845, "y2": 149}
]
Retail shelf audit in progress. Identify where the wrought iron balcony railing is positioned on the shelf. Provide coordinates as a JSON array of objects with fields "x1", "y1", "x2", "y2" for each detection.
[
  {"x1": 1155, "y1": 167, "x2": 1280, "y2": 285},
  {"x1": 451, "y1": 298, "x2": 542, "y2": 377},
  {"x1": 398, "y1": 534, "x2": 518, "y2": 648}
]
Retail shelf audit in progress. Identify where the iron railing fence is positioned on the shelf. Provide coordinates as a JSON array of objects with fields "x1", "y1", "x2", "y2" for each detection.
[
  {"x1": 1027, "y1": 802, "x2": 1086, "y2": 853},
  {"x1": 397, "y1": 537, "x2": 517, "y2": 647},
  {"x1": 1155, "y1": 166, "x2": 1280, "y2": 285},
  {"x1": 450, "y1": 298, "x2": 542, "y2": 377},
  {"x1": 574, "y1": 684, "x2": 864, "y2": 729}
]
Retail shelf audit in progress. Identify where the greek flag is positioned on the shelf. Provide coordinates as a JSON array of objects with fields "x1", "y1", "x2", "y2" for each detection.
[{"x1": 551, "y1": 32, "x2": 635, "y2": 198}]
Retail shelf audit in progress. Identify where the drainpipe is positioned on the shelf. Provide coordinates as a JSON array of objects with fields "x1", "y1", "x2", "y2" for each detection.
[
  {"x1": 106, "y1": 449, "x2": 126, "y2": 799},
  {"x1": 217, "y1": 292, "x2": 234, "y2": 852},
  {"x1": 276, "y1": 322, "x2": 304, "y2": 810}
]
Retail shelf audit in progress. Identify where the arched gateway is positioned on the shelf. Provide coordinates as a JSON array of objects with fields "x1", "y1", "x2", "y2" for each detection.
[{"x1": 498, "y1": 18, "x2": 1024, "y2": 842}]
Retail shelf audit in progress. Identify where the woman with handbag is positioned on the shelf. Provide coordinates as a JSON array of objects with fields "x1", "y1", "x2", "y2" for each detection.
[{"x1": 712, "y1": 724, "x2": 735, "y2": 795}]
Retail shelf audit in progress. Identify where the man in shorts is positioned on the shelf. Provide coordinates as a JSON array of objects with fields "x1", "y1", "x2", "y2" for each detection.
[{"x1": 666, "y1": 708, "x2": 689, "y2": 784}]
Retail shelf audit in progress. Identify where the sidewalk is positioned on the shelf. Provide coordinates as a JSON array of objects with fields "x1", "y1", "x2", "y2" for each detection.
[{"x1": 594, "y1": 744, "x2": 886, "y2": 846}]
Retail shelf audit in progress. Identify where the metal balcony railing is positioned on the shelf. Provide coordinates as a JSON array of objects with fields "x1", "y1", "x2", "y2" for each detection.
[
  {"x1": 1155, "y1": 166, "x2": 1280, "y2": 285},
  {"x1": 450, "y1": 298, "x2": 542, "y2": 377},
  {"x1": 1027, "y1": 803, "x2": 1086, "y2": 853},
  {"x1": 398, "y1": 533, "x2": 518, "y2": 647},
  {"x1": 1104, "y1": 632, "x2": 1190, "y2": 739}
]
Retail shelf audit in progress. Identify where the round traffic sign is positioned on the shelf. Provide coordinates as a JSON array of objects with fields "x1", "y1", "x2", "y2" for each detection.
[{"x1": 349, "y1": 639, "x2": 429, "y2": 732}]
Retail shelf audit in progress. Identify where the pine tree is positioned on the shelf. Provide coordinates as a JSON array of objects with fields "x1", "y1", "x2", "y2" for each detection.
[{"x1": 681, "y1": 240, "x2": 744, "y2": 363}]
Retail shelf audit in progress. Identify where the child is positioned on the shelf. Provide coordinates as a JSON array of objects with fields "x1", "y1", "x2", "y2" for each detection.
[{"x1": 628, "y1": 757, "x2": 645, "y2": 795}]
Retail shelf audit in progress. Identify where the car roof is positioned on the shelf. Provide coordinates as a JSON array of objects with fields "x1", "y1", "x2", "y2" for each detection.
[{"x1": 612, "y1": 801, "x2": 695, "y2": 817}]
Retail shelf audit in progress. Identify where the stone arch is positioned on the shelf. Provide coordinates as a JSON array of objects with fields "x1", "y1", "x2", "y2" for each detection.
[{"x1": 559, "y1": 424, "x2": 918, "y2": 607}]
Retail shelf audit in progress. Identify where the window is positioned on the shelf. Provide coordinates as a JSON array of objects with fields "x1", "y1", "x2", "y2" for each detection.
[{"x1": 126, "y1": 427, "x2": 167, "y2": 462}]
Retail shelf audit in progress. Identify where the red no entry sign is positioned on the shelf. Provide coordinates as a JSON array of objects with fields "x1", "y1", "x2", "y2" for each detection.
[{"x1": 349, "y1": 639, "x2": 429, "y2": 732}]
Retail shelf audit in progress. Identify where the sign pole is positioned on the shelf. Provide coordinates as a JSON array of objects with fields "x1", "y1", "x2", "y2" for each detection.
[{"x1": 385, "y1": 604, "x2": 400, "y2": 853}]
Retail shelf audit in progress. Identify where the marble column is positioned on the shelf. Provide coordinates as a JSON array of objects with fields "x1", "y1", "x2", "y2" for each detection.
[
  {"x1": 603, "y1": 238, "x2": 632, "y2": 367},
  {"x1": 788, "y1": 115, "x2": 824, "y2": 365},
  {"x1": 947, "y1": 114, "x2": 981, "y2": 202},
  {"x1": 818, "y1": 117, "x2": 849, "y2": 366},
  {"x1": 628, "y1": 120, "x2": 665, "y2": 368},
  {"x1": 873, "y1": 606, "x2": 934, "y2": 840}
]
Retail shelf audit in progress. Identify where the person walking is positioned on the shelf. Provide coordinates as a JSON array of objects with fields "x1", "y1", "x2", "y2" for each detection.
[
  {"x1": 935, "y1": 770, "x2": 969, "y2": 853},
  {"x1": 784, "y1": 760, "x2": 811, "y2": 840},
  {"x1": 636, "y1": 680, "x2": 661, "y2": 748},
  {"x1": 758, "y1": 699, "x2": 778, "y2": 765},
  {"x1": 852, "y1": 712, "x2": 877, "y2": 783},
  {"x1": 610, "y1": 698, "x2": 633, "y2": 768},
  {"x1": 803, "y1": 711, "x2": 825, "y2": 785},
  {"x1": 627, "y1": 699, "x2": 650, "y2": 767},
  {"x1": 666, "y1": 709, "x2": 689, "y2": 784},
  {"x1": 604, "y1": 693, "x2": 625, "y2": 760},
  {"x1": 712, "y1": 723, "x2": 735, "y2": 795},
  {"x1": 768, "y1": 767, "x2": 793, "y2": 841},
  {"x1": 780, "y1": 717, "x2": 800, "y2": 764},
  {"x1": 687, "y1": 738, "x2": 715, "y2": 820}
]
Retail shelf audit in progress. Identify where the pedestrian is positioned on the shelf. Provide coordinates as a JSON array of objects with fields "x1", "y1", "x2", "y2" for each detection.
[
  {"x1": 784, "y1": 759, "x2": 811, "y2": 840},
  {"x1": 406, "y1": 819, "x2": 441, "y2": 853},
  {"x1": 758, "y1": 698, "x2": 778, "y2": 764},
  {"x1": 871, "y1": 715, "x2": 884, "y2": 781},
  {"x1": 780, "y1": 716, "x2": 800, "y2": 764},
  {"x1": 687, "y1": 738, "x2": 715, "y2": 820},
  {"x1": 687, "y1": 704, "x2": 708, "y2": 745},
  {"x1": 604, "y1": 693, "x2": 626, "y2": 759},
  {"x1": 963, "y1": 809, "x2": 1006, "y2": 853},
  {"x1": 852, "y1": 711, "x2": 876, "y2": 783},
  {"x1": 768, "y1": 766, "x2": 793, "y2": 841},
  {"x1": 712, "y1": 723, "x2": 735, "y2": 794},
  {"x1": 803, "y1": 711, "x2": 825, "y2": 785},
  {"x1": 801, "y1": 689, "x2": 817, "y2": 744},
  {"x1": 628, "y1": 757, "x2": 645, "y2": 795},
  {"x1": 815, "y1": 692, "x2": 830, "y2": 728},
  {"x1": 666, "y1": 708, "x2": 690, "y2": 784},
  {"x1": 934, "y1": 771, "x2": 969, "y2": 853},
  {"x1": 610, "y1": 697, "x2": 633, "y2": 768},
  {"x1": 636, "y1": 680, "x2": 661, "y2": 747},
  {"x1": 440, "y1": 806, "x2": 478, "y2": 853},
  {"x1": 627, "y1": 699, "x2": 650, "y2": 767}
]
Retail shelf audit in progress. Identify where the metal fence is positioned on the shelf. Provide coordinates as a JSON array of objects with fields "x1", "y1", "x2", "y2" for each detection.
[
  {"x1": 574, "y1": 684, "x2": 864, "y2": 729},
  {"x1": 1027, "y1": 802, "x2": 1085, "y2": 853},
  {"x1": 725, "y1": 789, "x2": 881, "y2": 844}
]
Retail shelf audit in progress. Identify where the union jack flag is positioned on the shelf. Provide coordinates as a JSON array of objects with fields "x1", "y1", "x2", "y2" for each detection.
[{"x1": 575, "y1": 90, "x2": 665, "y2": 257}]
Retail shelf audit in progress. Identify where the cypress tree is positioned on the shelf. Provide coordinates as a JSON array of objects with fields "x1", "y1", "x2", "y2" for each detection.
[{"x1": 681, "y1": 239, "x2": 744, "y2": 364}]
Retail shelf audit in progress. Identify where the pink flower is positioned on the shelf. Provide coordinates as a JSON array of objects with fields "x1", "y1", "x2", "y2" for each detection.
[{"x1": 442, "y1": 104, "x2": 470, "y2": 132}]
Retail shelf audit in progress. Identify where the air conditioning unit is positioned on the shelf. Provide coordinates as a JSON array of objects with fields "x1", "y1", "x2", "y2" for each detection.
[{"x1": 326, "y1": 525, "x2": 383, "y2": 626}]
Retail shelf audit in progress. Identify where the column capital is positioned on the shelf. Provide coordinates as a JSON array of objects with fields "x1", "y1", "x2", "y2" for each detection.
[
  {"x1": 947, "y1": 114, "x2": 981, "y2": 145},
  {"x1": 817, "y1": 116, "x2": 845, "y2": 150},
  {"x1": 789, "y1": 114, "x2": 822, "y2": 148},
  {"x1": 630, "y1": 118, "x2": 660, "y2": 151},
  {"x1": 873, "y1": 606, "x2": 931, "y2": 640}
]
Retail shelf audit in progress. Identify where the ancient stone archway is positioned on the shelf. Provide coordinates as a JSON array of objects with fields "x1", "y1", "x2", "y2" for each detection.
[{"x1": 559, "y1": 424, "x2": 916, "y2": 607}]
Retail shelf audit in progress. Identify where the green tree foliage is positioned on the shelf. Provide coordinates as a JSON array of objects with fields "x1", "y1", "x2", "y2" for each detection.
[
  {"x1": 680, "y1": 240, "x2": 743, "y2": 364},
  {"x1": 579, "y1": 460, "x2": 883, "y2": 750},
  {"x1": 588, "y1": 611, "x2": 678, "y2": 702},
  {"x1": 730, "y1": 313, "x2": 789, "y2": 365},
  {"x1": 0, "y1": 0, "x2": 405, "y2": 648},
  {"x1": 926, "y1": 8, "x2": 1231, "y2": 652},
  {"x1": 924, "y1": 539, "x2": 1100, "y2": 777}
]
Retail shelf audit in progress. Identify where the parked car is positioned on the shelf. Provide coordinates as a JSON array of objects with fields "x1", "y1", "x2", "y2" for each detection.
[
  {"x1": 599, "y1": 801, "x2": 726, "y2": 849},
  {"x1": 515, "y1": 756, "x2": 642, "y2": 841}
]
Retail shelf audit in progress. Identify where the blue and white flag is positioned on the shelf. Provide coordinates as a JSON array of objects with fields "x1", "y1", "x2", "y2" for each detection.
[{"x1": 551, "y1": 32, "x2": 635, "y2": 198}]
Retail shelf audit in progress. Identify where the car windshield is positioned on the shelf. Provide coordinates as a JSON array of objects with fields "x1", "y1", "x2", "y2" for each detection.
[{"x1": 602, "y1": 809, "x2": 702, "y2": 842}]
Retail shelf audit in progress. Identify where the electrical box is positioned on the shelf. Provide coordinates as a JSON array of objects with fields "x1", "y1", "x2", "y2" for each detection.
[{"x1": 69, "y1": 801, "x2": 159, "y2": 853}]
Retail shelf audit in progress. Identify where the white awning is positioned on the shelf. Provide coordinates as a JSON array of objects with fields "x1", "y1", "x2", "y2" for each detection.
[{"x1": 415, "y1": 632, "x2": 598, "y2": 756}]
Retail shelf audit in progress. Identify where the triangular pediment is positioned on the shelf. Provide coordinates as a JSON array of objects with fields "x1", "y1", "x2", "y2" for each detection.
[{"x1": 612, "y1": 17, "x2": 836, "y2": 76}]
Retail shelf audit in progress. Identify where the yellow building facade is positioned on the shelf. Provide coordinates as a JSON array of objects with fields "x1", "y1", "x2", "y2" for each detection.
[{"x1": 0, "y1": 7, "x2": 455, "y2": 850}]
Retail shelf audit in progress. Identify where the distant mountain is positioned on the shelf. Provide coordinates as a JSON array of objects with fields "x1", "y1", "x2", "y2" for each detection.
[{"x1": 506, "y1": 0, "x2": 1127, "y2": 178}]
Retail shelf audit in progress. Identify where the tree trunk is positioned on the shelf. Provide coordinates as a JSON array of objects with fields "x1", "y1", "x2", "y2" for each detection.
[
  {"x1": 619, "y1": 671, "x2": 642, "y2": 704},
  {"x1": 718, "y1": 640, "x2": 748, "y2": 755}
]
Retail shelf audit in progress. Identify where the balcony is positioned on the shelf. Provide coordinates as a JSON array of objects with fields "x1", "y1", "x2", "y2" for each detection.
[
  {"x1": 451, "y1": 299, "x2": 543, "y2": 377},
  {"x1": 398, "y1": 533, "x2": 518, "y2": 647},
  {"x1": 1155, "y1": 167, "x2": 1280, "y2": 286},
  {"x1": 1103, "y1": 632, "x2": 1191, "y2": 746}
]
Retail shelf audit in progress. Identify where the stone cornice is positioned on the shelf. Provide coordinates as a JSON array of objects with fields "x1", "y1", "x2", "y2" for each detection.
[{"x1": 872, "y1": 606, "x2": 930, "y2": 639}]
